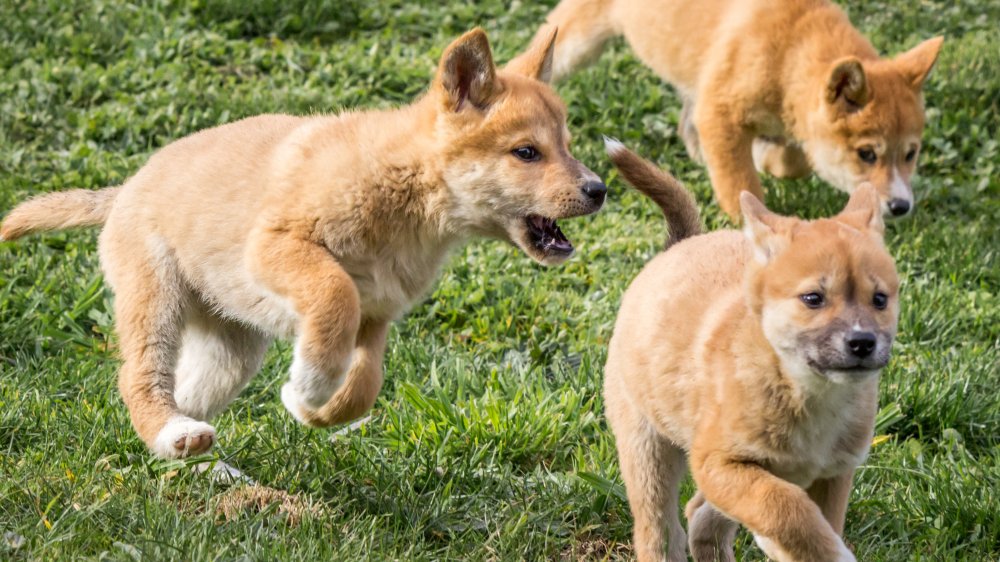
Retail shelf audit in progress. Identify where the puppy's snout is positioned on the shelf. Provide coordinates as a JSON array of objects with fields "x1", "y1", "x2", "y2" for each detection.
[
  {"x1": 580, "y1": 181, "x2": 607, "y2": 205},
  {"x1": 887, "y1": 198, "x2": 911, "y2": 216},
  {"x1": 846, "y1": 331, "x2": 876, "y2": 358}
]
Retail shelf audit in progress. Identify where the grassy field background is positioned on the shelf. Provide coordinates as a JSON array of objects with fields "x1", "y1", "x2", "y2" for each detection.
[{"x1": 1, "y1": 0, "x2": 997, "y2": 559}]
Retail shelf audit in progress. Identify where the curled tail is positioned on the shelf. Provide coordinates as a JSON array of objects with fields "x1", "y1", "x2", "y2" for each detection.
[
  {"x1": 605, "y1": 138, "x2": 701, "y2": 249},
  {"x1": 0, "y1": 187, "x2": 120, "y2": 241}
]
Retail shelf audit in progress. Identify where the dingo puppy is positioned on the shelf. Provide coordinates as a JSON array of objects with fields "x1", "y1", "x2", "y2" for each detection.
[
  {"x1": 603, "y1": 140, "x2": 898, "y2": 562},
  {"x1": 1, "y1": 27, "x2": 607, "y2": 459},
  {"x1": 533, "y1": 0, "x2": 943, "y2": 219}
]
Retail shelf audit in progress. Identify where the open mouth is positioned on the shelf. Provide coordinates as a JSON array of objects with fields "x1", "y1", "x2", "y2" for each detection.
[{"x1": 525, "y1": 214, "x2": 573, "y2": 257}]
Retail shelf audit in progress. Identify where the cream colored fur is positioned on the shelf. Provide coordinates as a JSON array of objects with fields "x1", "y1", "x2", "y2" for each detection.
[
  {"x1": 1, "y1": 27, "x2": 606, "y2": 459},
  {"x1": 533, "y1": 0, "x2": 943, "y2": 220},
  {"x1": 604, "y1": 143, "x2": 900, "y2": 561}
]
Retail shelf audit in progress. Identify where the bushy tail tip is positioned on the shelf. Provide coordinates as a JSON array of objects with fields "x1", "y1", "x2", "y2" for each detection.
[{"x1": 605, "y1": 140, "x2": 701, "y2": 248}]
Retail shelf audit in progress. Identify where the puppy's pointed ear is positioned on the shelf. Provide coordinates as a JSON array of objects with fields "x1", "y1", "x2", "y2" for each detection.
[
  {"x1": 826, "y1": 57, "x2": 870, "y2": 108},
  {"x1": 894, "y1": 36, "x2": 944, "y2": 90},
  {"x1": 741, "y1": 192, "x2": 788, "y2": 264},
  {"x1": 504, "y1": 25, "x2": 557, "y2": 83},
  {"x1": 437, "y1": 28, "x2": 499, "y2": 112},
  {"x1": 837, "y1": 183, "x2": 885, "y2": 235}
]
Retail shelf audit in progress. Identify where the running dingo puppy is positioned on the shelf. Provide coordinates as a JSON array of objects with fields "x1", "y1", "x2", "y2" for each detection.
[
  {"x1": 532, "y1": 0, "x2": 942, "y2": 219},
  {"x1": 1, "y1": 27, "x2": 607, "y2": 459},
  {"x1": 603, "y1": 140, "x2": 898, "y2": 562}
]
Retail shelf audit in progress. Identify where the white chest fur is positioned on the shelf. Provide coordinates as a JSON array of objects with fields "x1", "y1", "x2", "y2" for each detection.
[
  {"x1": 339, "y1": 231, "x2": 457, "y2": 321},
  {"x1": 768, "y1": 382, "x2": 874, "y2": 487}
]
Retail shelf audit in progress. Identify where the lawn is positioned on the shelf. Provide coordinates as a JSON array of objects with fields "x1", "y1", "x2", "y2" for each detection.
[{"x1": 0, "y1": 0, "x2": 997, "y2": 560}]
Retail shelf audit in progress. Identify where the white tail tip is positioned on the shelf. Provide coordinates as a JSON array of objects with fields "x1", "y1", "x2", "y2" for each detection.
[{"x1": 603, "y1": 135, "x2": 626, "y2": 155}]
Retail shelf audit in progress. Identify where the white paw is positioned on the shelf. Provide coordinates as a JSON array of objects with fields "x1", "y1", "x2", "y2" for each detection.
[
  {"x1": 281, "y1": 382, "x2": 315, "y2": 425},
  {"x1": 287, "y1": 349, "x2": 351, "y2": 409},
  {"x1": 753, "y1": 534, "x2": 855, "y2": 562},
  {"x1": 753, "y1": 534, "x2": 783, "y2": 561},
  {"x1": 834, "y1": 539, "x2": 857, "y2": 562},
  {"x1": 152, "y1": 417, "x2": 216, "y2": 458}
]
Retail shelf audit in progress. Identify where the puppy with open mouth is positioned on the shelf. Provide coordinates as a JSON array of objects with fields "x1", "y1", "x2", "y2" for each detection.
[
  {"x1": 603, "y1": 140, "x2": 898, "y2": 562},
  {"x1": 0, "y1": 27, "x2": 606, "y2": 459}
]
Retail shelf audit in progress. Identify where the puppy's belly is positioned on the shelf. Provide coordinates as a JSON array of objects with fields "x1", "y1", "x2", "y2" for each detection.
[
  {"x1": 203, "y1": 272, "x2": 300, "y2": 337},
  {"x1": 182, "y1": 242, "x2": 445, "y2": 337}
]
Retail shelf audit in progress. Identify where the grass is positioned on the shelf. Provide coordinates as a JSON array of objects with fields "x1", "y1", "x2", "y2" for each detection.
[{"x1": 0, "y1": 0, "x2": 997, "y2": 559}]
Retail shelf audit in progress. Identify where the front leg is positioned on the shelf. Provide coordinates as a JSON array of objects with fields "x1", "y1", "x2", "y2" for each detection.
[
  {"x1": 302, "y1": 317, "x2": 390, "y2": 427},
  {"x1": 694, "y1": 102, "x2": 763, "y2": 221},
  {"x1": 690, "y1": 447, "x2": 855, "y2": 562},
  {"x1": 249, "y1": 227, "x2": 362, "y2": 424}
]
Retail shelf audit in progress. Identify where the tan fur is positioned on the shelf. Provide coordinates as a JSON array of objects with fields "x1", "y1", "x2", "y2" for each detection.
[
  {"x1": 0, "y1": 28, "x2": 606, "y2": 459},
  {"x1": 534, "y1": 0, "x2": 943, "y2": 219},
  {"x1": 605, "y1": 145, "x2": 899, "y2": 561}
]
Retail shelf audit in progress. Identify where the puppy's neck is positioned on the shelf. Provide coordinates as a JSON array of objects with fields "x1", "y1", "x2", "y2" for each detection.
[
  {"x1": 353, "y1": 97, "x2": 475, "y2": 244},
  {"x1": 409, "y1": 95, "x2": 511, "y2": 243}
]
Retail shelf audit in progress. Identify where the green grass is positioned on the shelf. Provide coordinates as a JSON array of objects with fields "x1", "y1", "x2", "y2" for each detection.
[{"x1": 1, "y1": 0, "x2": 998, "y2": 559}]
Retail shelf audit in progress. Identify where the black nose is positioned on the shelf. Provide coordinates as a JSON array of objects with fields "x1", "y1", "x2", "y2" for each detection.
[
  {"x1": 887, "y1": 198, "x2": 911, "y2": 216},
  {"x1": 581, "y1": 181, "x2": 607, "y2": 204},
  {"x1": 847, "y1": 331, "x2": 877, "y2": 358}
]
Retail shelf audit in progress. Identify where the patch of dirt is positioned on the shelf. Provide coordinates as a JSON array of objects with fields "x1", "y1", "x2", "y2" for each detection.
[
  {"x1": 214, "y1": 485, "x2": 323, "y2": 527},
  {"x1": 558, "y1": 536, "x2": 633, "y2": 561}
]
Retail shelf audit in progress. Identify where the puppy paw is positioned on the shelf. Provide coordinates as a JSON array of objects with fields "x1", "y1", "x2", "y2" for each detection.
[
  {"x1": 286, "y1": 349, "x2": 352, "y2": 410},
  {"x1": 153, "y1": 417, "x2": 216, "y2": 458},
  {"x1": 281, "y1": 382, "x2": 320, "y2": 426},
  {"x1": 753, "y1": 534, "x2": 855, "y2": 562},
  {"x1": 834, "y1": 539, "x2": 857, "y2": 562}
]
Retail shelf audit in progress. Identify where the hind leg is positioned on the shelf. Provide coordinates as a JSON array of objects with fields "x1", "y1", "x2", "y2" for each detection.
[
  {"x1": 685, "y1": 491, "x2": 739, "y2": 562},
  {"x1": 101, "y1": 235, "x2": 213, "y2": 458},
  {"x1": 173, "y1": 304, "x2": 271, "y2": 421},
  {"x1": 752, "y1": 137, "x2": 812, "y2": 179}
]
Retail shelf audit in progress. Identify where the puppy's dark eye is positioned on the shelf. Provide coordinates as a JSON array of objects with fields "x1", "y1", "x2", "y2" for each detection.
[
  {"x1": 800, "y1": 292, "x2": 825, "y2": 308},
  {"x1": 512, "y1": 146, "x2": 540, "y2": 162},
  {"x1": 857, "y1": 148, "x2": 877, "y2": 164},
  {"x1": 905, "y1": 148, "x2": 917, "y2": 162},
  {"x1": 873, "y1": 292, "x2": 888, "y2": 310}
]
